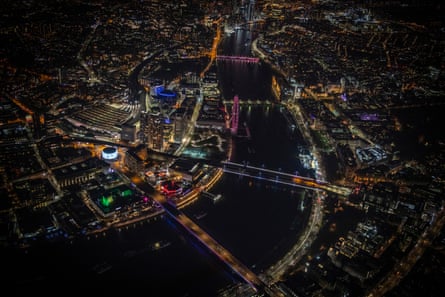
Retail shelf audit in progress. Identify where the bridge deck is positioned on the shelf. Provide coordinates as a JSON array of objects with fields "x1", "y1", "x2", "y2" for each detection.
[
  {"x1": 161, "y1": 200, "x2": 265, "y2": 291},
  {"x1": 222, "y1": 161, "x2": 352, "y2": 196},
  {"x1": 216, "y1": 55, "x2": 259, "y2": 63}
]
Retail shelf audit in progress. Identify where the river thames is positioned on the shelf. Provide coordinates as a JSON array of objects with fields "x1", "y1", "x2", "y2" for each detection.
[
  {"x1": 4, "y1": 25, "x2": 318, "y2": 296},
  {"x1": 8, "y1": 20, "x2": 426, "y2": 297}
]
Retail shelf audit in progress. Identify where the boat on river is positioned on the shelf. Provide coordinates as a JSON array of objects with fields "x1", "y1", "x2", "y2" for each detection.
[{"x1": 149, "y1": 240, "x2": 171, "y2": 251}]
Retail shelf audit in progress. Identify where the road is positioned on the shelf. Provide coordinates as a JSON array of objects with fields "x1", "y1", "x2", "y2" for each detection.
[{"x1": 263, "y1": 192, "x2": 324, "y2": 284}]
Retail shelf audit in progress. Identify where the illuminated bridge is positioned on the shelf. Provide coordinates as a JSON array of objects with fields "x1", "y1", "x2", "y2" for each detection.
[
  {"x1": 161, "y1": 199, "x2": 284, "y2": 297},
  {"x1": 222, "y1": 99, "x2": 275, "y2": 106},
  {"x1": 216, "y1": 55, "x2": 260, "y2": 63},
  {"x1": 221, "y1": 161, "x2": 352, "y2": 197}
]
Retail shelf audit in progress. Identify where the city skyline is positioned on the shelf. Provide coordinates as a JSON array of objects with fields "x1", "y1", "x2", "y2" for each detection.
[{"x1": 1, "y1": 1, "x2": 444, "y2": 296}]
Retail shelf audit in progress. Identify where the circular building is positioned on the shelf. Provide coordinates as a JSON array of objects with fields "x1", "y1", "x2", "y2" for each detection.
[{"x1": 102, "y1": 146, "x2": 118, "y2": 161}]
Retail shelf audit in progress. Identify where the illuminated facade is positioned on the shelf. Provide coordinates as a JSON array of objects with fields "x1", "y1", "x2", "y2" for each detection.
[
  {"x1": 160, "y1": 180, "x2": 183, "y2": 197},
  {"x1": 140, "y1": 110, "x2": 176, "y2": 152},
  {"x1": 139, "y1": 111, "x2": 149, "y2": 144},
  {"x1": 271, "y1": 75, "x2": 281, "y2": 101},
  {"x1": 231, "y1": 95, "x2": 239, "y2": 135},
  {"x1": 162, "y1": 117, "x2": 174, "y2": 150},
  {"x1": 89, "y1": 184, "x2": 138, "y2": 216},
  {"x1": 148, "y1": 115, "x2": 163, "y2": 151},
  {"x1": 141, "y1": 111, "x2": 163, "y2": 151},
  {"x1": 102, "y1": 146, "x2": 118, "y2": 161},
  {"x1": 173, "y1": 109, "x2": 188, "y2": 143}
]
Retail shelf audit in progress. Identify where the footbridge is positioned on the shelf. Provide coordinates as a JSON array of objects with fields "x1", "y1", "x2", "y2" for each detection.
[{"x1": 221, "y1": 161, "x2": 352, "y2": 197}]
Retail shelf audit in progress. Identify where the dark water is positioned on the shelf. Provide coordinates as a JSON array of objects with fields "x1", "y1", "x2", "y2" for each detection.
[
  {"x1": 183, "y1": 176, "x2": 311, "y2": 273},
  {"x1": 229, "y1": 104, "x2": 303, "y2": 172},
  {"x1": 3, "y1": 218, "x2": 234, "y2": 296}
]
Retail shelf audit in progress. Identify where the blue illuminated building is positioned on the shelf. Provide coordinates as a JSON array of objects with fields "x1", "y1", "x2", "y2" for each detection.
[{"x1": 154, "y1": 86, "x2": 177, "y2": 102}]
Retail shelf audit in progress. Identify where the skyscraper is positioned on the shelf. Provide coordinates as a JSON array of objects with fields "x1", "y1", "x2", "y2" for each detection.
[
  {"x1": 246, "y1": 0, "x2": 255, "y2": 22},
  {"x1": 140, "y1": 111, "x2": 163, "y2": 151},
  {"x1": 173, "y1": 108, "x2": 188, "y2": 144}
]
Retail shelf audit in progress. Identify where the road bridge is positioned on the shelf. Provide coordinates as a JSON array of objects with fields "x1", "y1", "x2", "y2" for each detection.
[
  {"x1": 161, "y1": 199, "x2": 284, "y2": 296},
  {"x1": 216, "y1": 55, "x2": 259, "y2": 63}
]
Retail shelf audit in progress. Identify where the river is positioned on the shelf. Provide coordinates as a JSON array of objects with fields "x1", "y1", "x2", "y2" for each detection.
[{"x1": 4, "y1": 24, "x2": 313, "y2": 297}]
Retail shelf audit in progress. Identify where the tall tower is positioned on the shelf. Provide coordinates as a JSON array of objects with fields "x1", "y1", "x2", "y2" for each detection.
[
  {"x1": 141, "y1": 111, "x2": 164, "y2": 151},
  {"x1": 246, "y1": 0, "x2": 255, "y2": 22},
  {"x1": 231, "y1": 95, "x2": 239, "y2": 135}
]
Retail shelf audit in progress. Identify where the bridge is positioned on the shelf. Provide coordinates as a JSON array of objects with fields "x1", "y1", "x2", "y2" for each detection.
[
  {"x1": 222, "y1": 161, "x2": 352, "y2": 197},
  {"x1": 216, "y1": 55, "x2": 260, "y2": 63},
  {"x1": 160, "y1": 198, "x2": 284, "y2": 297},
  {"x1": 222, "y1": 99, "x2": 275, "y2": 106}
]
